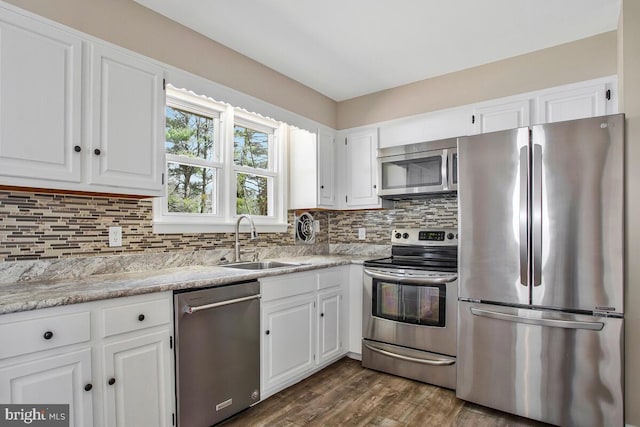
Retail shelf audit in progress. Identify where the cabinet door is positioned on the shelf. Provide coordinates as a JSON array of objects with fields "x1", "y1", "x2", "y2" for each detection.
[
  {"x1": 317, "y1": 289, "x2": 342, "y2": 365},
  {"x1": 472, "y1": 99, "x2": 531, "y2": 134},
  {"x1": 0, "y1": 348, "x2": 93, "y2": 427},
  {"x1": 288, "y1": 127, "x2": 317, "y2": 209},
  {"x1": 102, "y1": 330, "x2": 173, "y2": 427},
  {"x1": 318, "y1": 131, "x2": 335, "y2": 207},
  {"x1": 344, "y1": 129, "x2": 379, "y2": 208},
  {"x1": 536, "y1": 83, "x2": 608, "y2": 124},
  {"x1": 261, "y1": 294, "x2": 315, "y2": 394},
  {"x1": 0, "y1": 9, "x2": 82, "y2": 183},
  {"x1": 88, "y1": 43, "x2": 165, "y2": 195}
]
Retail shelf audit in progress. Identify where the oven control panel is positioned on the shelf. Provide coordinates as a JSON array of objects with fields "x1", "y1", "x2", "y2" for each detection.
[{"x1": 391, "y1": 228, "x2": 458, "y2": 246}]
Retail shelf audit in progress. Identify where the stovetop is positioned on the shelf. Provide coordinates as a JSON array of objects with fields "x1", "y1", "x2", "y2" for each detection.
[{"x1": 365, "y1": 228, "x2": 458, "y2": 273}]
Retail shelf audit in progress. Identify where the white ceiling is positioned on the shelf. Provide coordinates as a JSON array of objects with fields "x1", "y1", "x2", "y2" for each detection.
[{"x1": 134, "y1": 0, "x2": 620, "y2": 101}]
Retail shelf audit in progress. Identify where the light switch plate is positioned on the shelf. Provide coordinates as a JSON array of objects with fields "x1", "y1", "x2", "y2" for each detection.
[{"x1": 109, "y1": 226, "x2": 122, "y2": 247}]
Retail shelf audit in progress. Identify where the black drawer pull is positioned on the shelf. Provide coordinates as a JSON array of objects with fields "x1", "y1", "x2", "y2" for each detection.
[
  {"x1": 138, "y1": 314, "x2": 145, "y2": 321},
  {"x1": 84, "y1": 383, "x2": 92, "y2": 391},
  {"x1": 108, "y1": 378, "x2": 116, "y2": 386},
  {"x1": 265, "y1": 330, "x2": 270, "y2": 335},
  {"x1": 74, "y1": 145, "x2": 81, "y2": 153},
  {"x1": 43, "y1": 331, "x2": 53, "y2": 340},
  {"x1": 320, "y1": 313, "x2": 324, "y2": 317},
  {"x1": 94, "y1": 148, "x2": 101, "y2": 155}
]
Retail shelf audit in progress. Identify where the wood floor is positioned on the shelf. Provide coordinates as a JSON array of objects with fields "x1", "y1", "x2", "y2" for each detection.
[{"x1": 220, "y1": 357, "x2": 548, "y2": 427}]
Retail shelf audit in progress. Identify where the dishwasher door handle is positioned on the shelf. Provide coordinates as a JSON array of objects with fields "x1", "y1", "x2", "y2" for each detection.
[{"x1": 184, "y1": 294, "x2": 261, "y2": 314}]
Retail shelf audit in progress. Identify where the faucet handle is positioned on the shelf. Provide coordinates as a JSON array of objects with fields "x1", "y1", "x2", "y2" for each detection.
[{"x1": 252, "y1": 252, "x2": 260, "y2": 262}]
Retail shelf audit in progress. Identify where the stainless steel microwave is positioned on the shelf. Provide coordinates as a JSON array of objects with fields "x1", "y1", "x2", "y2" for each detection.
[{"x1": 377, "y1": 137, "x2": 458, "y2": 199}]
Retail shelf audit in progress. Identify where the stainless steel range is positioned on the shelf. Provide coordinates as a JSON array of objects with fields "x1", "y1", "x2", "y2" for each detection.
[{"x1": 362, "y1": 228, "x2": 458, "y2": 389}]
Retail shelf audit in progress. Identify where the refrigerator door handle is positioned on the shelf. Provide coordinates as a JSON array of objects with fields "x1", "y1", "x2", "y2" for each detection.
[
  {"x1": 519, "y1": 145, "x2": 529, "y2": 287},
  {"x1": 470, "y1": 307, "x2": 604, "y2": 331},
  {"x1": 532, "y1": 144, "x2": 543, "y2": 286}
]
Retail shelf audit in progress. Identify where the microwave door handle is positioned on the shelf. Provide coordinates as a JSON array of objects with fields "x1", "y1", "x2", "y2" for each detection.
[{"x1": 442, "y1": 149, "x2": 449, "y2": 190}]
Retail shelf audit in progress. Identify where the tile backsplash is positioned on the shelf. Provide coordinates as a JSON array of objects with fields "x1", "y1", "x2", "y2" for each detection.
[{"x1": 0, "y1": 190, "x2": 457, "y2": 262}]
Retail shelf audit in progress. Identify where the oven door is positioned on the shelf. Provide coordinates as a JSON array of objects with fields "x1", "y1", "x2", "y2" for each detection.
[{"x1": 363, "y1": 267, "x2": 458, "y2": 356}]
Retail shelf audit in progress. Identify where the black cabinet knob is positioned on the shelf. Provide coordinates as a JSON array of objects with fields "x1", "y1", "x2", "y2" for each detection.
[
  {"x1": 84, "y1": 383, "x2": 93, "y2": 392},
  {"x1": 43, "y1": 331, "x2": 53, "y2": 340},
  {"x1": 94, "y1": 148, "x2": 101, "y2": 155},
  {"x1": 320, "y1": 313, "x2": 324, "y2": 317},
  {"x1": 320, "y1": 185, "x2": 324, "y2": 189},
  {"x1": 108, "y1": 378, "x2": 116, "y2": 386},
  {"x1": 74, "y1": 145, "x2": 81, "y2": 153},
  {"x1": 265, "y1": 330, "x2": 270, "y2": 335},
  {"x1": 373, "y1": 184, "x2": 377, "y2": 189},
  {"x1": 138, "y1": 314, "x2": 145, "y2": 321}
]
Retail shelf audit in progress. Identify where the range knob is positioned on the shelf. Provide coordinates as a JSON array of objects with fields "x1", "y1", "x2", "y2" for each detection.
[
  {"x1": 394, "y1": 232, "x2": 401, "y2": 239},
  {"x1": 447, "y1": 233, "x2": 455, "y2": 240},
  {"x1": 402, "y1": 233, "x2": 409, "y2": 239}
]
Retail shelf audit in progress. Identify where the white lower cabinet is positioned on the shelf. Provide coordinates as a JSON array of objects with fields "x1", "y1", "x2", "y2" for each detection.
[
  {"x1": 0, "y1": 347, "x2": 94, "y2": 427},
  {"x1": 317, "y1": 289, "x2": 342, "y2": 365},
  {"x1": 102, "y1": 330, "x2": 173, "y2": 427},
  {"x1": 261, "y1": 293, "x2": 315, "y2": 394},
  {"x1": 0, "y1": 292, "x2": 175, "y2": 427},
  {"x1": 260, "y1": 267, "x2": 348, "y2": 398}
]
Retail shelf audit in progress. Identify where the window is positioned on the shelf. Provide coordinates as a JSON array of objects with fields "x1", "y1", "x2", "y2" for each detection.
[{"x1": 153, "y1": 86, "x2": 287, "y2": 233}]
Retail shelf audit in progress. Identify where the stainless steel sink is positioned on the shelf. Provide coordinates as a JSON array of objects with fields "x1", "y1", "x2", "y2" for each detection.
[{"x1": 221, "y1": 261, "x2": 302, "y2": 270}]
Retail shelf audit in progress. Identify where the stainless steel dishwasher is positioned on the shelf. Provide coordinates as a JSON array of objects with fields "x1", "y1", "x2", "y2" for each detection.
[{"x1": 174, "y1": 280, "x2": 260, "y2": 427}]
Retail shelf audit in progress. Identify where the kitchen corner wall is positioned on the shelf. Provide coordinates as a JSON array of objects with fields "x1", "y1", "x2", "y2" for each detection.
[{"x1": 0, "y1": 190, "x2": 456, "y2": 262}]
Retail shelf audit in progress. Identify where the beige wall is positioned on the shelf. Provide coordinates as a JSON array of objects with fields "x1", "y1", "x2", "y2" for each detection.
[
  {"x1": 2, "y1": 0, "x2": 338, "y2": 129},
  {"x1": 337, "y1": 31, "x2": 617, "y2": 129},
  {"x1": 620, "y1": 0, "x2": 640, "y2": 425}
]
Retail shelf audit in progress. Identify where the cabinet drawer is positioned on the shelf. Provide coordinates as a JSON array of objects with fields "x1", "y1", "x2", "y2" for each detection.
[
  {"x1": 0, "y1": 312, "x2": 90, "y2": 360},
  {"x1": 261, "y1": 272, "x2": 316, "y2": 302},
  {"x1": 318, "y1": 268, "x2": 342, "y2": 290},
  {"x1": 102, "y1": 298, "x2": 171, "y2": 337}
]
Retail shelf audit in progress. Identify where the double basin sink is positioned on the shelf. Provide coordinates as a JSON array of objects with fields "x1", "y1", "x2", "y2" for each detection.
[{"x1": 221, "y1": 261, "x2": 303, "y2": 270}]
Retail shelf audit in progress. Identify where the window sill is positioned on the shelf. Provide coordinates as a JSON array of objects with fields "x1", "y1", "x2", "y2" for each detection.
[{"x1": 152, "y1": 221, "x2": 290, "y2": 234}]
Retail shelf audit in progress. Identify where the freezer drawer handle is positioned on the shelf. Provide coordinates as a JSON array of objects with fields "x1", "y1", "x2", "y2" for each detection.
[
  {"x1": 470, "y1": 308, "x2": 604, "y2": 331},
  {"x1": 184, "y1": 294, "x2": 261, "y2": 314},
  {"x1": 363, "y1": 342, "x2": 455, "y2": 366},
  {"x1": 363, "y1": 268, "x2": 456, "y2": 285}
]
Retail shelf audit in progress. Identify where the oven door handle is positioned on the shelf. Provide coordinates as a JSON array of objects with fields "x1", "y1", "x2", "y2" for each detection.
[
  {"x1": 364, "y1": 268, "x2": 456, "y2": 285},
  {"x1": 363, "y1": 342, "x2": 455, "y2": 366}
]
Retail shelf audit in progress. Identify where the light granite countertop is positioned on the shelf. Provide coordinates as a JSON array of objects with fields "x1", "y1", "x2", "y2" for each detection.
[{"x1": 0, "y1": 255, "x2": 370, "y2": 315}]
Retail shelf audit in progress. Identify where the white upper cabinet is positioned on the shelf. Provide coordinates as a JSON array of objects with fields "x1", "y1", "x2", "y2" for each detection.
[
  {"x1": 471, "y1": 99, "x2": 531, "y2": 134},
  {"x1": 288, "y1": 127, "x2": 336, "y2": 209},
  {"x1": 0, "y1": 4, "x2": 166, "y2": 197},
  {"x1": 535, "y1": 81, "x2": 613, "y2": 124},
  {"x1": 342, "y1": 128, "x2": 382, "y2": 209},
  {"x1": 378, "y1": 106, "x2": 471, "y2": 148},
  {"x1": 317, "y1": 130, "x2": 336, "y2": 206},
  {"x1": 87, "y1": 43, "x2": 165, "y2": 195},
  {"x1": 0, "y1": 8, "x2": 82, "y2": 183}
]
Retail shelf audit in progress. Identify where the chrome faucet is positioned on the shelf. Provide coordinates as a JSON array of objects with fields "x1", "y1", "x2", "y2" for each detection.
[{"x1": 235, "y1": 215, "x2": 258, "y2": 262}]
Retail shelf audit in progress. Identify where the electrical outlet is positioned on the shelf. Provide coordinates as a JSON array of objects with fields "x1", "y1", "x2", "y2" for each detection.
[
  {"x1": 109, "y1": 226, "x2": 122, "y2": 247},
  {"x1": 314, "y1": 220, "x2": 320, "y2": 233},
  {"x1": 358, "y1": 227, "x2": 366, "y2": 240}
]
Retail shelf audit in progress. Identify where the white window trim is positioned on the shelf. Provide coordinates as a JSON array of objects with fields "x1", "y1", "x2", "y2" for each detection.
[{"x1": 154, "y1": 86, "x2": 289, "y2": 234}]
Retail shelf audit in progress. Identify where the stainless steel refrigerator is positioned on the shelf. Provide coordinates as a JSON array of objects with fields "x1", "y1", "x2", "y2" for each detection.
[{"x1": 456, "y1": 114, "x2": 624, "y2": 427}]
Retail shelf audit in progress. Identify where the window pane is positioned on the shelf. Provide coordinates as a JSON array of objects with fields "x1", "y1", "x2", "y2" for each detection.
[
  {"x1": 234, "y1": 125, "x2": 269, "y2": 169},
  {"x1": 167, "y1": 162, "x2": 215, "y2": 214},
  {"x1": 236, "y1": 173, "x2": 269, "y2": 216},
  {"x1": 166, "y1": 106, "x2": 215, "y2": 161}
]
